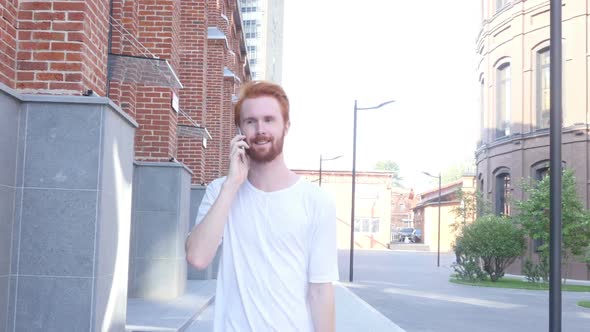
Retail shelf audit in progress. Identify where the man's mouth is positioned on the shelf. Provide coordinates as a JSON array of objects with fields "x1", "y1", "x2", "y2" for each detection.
[{"x1": 253, "y1": 138, "x2": 272, "y2": 146}]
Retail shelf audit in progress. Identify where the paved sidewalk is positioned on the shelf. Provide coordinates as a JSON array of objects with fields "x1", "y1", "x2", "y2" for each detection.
[
  {"x1": 126, "y1": 280, "x2": 216, "y2": 332},
  {"x1": 186, "y1": 282, "x2": 405, "y2": 332},
  {"x1": 335, "y1": 282, "x2": 405, "y2": 332}
]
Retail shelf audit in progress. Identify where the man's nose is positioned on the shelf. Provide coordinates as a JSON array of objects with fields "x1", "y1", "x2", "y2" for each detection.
[{"x1": 255, "y1": 121, "x2": 267, "y2": 134}]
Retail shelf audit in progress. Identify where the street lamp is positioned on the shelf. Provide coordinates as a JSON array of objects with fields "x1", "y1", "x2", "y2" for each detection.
[
  {"x1": 319, "y1": 154, "x2": 343, "y2": 187},
  {"x1": 422, "y1": 171, "x2": 441, "y2": 267},
  {"x1": 350, "y1": 99, "x2": 395, "y2": 282}
]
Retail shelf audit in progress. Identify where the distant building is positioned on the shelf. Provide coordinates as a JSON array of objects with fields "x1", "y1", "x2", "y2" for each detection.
[
  {"x1": 295, "y1": 169, "x2": 395, "y2": 250},
  {"x1": 413, "y1": 176, "x2": 476, "y2": 253},
  {"x1": 239, "y1": 0, "x2": 284, "y2": 82}
]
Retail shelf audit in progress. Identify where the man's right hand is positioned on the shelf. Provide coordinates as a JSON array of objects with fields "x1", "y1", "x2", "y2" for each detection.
[{"x1": 226, "y1": 134, "x2": 250, "y2": 188}]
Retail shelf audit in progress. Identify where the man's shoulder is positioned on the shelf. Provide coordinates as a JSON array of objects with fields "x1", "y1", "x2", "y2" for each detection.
[
  {"x1": 207, "y1": 176, "x2": 226, "y2": 187},
  {"x1": 296, "y1": 178, "x2": 334, "y2": 206}
]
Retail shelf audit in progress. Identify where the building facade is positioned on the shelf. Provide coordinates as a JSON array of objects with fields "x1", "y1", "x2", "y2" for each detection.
[
  {"x1": 295, "y1": 169, "x2": 396, "y2": 250},
  {"x1": 0, "y1": 0, "x2": 249, "y2": 330},
  {"x1": 413, "y1": 176, "x2": 476, "y2": 253},
  {"x1": 476, "y1": 0, "x2": 589, "y2": 279},
  {"x1": 239, "y1": 0, "x2": 283, "y2": 82}
]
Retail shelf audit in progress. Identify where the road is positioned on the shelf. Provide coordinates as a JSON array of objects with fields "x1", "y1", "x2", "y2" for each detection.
[{"x1": 338, "y1": 249, "x2": 590, "y2": 332}]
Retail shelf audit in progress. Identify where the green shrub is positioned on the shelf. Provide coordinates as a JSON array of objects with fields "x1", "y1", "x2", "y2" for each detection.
[
  {"x1": 523, "y1": 257, "x2": 549, "y2": 283},
  {"x1": 452, "y1": 256, "x2": 486, "y2": 282},
  {"x1": 460, "y1": 215, "x2": 526, "y2": 282}
]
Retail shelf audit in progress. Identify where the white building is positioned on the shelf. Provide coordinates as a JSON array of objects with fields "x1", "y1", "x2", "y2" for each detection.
[{"x1": 240, "y1": 0, "x2": 284, "y2": 83}]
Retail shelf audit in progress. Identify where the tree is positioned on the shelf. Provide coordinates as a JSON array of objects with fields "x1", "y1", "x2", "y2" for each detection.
[
  {"x1": 458, "y1": 215, "x2": 526, "y2": 281},
  {"x1": 374, "y1": 160, "x2": 403, "y2": 188},
  {"x1": 450, "y1": 188, "x2": 492, "y2": 234},
  {"x1": 516, "y1": 168, "x2": 590, "y2": 282}
]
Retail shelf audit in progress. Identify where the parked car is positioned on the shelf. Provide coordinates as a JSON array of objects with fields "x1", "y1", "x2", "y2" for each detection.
[
  {"x1": 397, "y1": 227, "x2": 415, "y2": 242},
  {"x1": 412, "y1": 229, "x2": 422, "y2": 243}
]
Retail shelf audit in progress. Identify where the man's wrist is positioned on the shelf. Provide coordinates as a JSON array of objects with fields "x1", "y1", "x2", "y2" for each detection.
[{"x1": 222, "y1": 178, "x2": 242, "y2": 194}]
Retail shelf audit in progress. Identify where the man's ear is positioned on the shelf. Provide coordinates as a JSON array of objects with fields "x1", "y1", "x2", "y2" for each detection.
[{"x1": 284, "y1": 121, "x2": 291, "y2": 135}]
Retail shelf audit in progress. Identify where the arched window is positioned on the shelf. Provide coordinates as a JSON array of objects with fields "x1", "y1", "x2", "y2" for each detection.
[
  {"x1": 536, "y1": 47, "x2": 550, "y2": 129},
  {"x1": 494, "y1": 168, "x2": 511, "y2": 216},
  {"x1": 479, "y1": 76, "x2": 485, "y2": 145},
  {"x1": 496, "y1": 63, "x2": 511, "y2": 139}
]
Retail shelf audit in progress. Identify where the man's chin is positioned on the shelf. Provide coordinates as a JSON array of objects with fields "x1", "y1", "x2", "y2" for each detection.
[{"x1": 248, "y1": 149, "x2": 282, "y2": 163}]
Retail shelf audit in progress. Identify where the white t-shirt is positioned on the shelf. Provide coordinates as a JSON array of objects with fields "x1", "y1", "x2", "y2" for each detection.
[{"x1": 195, "y1": 176, "x2": 339, "y2": 332}]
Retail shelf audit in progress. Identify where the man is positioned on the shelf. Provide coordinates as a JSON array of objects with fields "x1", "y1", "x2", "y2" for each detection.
[{"x1": 185, "y1": 81, "x2": 339, "y2": 332}]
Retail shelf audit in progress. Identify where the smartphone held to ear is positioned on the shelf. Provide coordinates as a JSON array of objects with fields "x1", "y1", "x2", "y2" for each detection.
[{"x1": 237, "y1": 127, "x2": 246, "y2": 150}]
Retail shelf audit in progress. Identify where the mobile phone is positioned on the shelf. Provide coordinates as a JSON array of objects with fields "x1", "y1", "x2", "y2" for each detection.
[{"x1": 237, "y1": 127, "x2": 245, "y2": 149}]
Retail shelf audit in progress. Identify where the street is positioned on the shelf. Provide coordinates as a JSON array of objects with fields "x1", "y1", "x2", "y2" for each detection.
[{"x1": 338, "y1": 249, "x2": 590, "y2": 332}]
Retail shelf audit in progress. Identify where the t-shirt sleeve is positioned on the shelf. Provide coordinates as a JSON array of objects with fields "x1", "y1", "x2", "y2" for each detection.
[
  {"x1": 308, "y1": 192, "x2": 339, "y2": 283},
  {"x1": 194, "y1": 178, "x2": 222, "y2": 227}
]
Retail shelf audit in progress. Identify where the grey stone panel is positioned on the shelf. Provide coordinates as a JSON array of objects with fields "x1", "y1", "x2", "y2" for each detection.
[
  {"x1": 0, "y1": 276, "x2": 7, "y2": 332},
  {"x1": 0, "y1": 186, "x2": 14, "y2": 277},
  {"x1": 0, "y1": 90, "x2": 19, "y2": 188},
  {"x1": 131, "y1": 258, "x2": 185, "y2": 299},
  {"x1": 134, "y1": 166, "x2": 181, "y2": 212},
  {"x1": 6, "y1": 277, "x2": 16, "y2": 332},
  {"x1": 10, "y1": 188, "x2": 22, "y2": 275},
  {"x1": 15, "y1": 104, "x2": 27, "y2": 188},
  {"x1": 24, "y1": 103, "x2": 101, "y2": 190},
  {"x1": 134, "y1": 211, "x2": 179, "y2": 259},
  {"x1": 91, "y1": 108, "x2": 135, "y2": 332},
  {"x1": 130, "y1": 163, "x2": 191, "y2": 299},
  {"x1": 92, "y1": 275, "x2": 126, "y2": 332},
  {"x1": 95, "y1": 108, "x2": 135, "y2": 278},
  {"x1": 13, "y1": 276, "x2": 92, "y2": 332},
  {"x1": 19, "y1": 188, "x2": 97, "y2": 277}
]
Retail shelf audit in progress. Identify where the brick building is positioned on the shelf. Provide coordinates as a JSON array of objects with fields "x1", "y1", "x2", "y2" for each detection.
[
  {"x1": 476, "y1": 0, "x2": 590, "y2": 280},
  {"x1": 0, "y1": 0, "x2": 249, "y2": 330}
]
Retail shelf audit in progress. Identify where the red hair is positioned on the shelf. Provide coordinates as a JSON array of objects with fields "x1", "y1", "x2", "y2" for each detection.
[{"x1": 234, "y1": 80, "x2": 290, "y2": 126}]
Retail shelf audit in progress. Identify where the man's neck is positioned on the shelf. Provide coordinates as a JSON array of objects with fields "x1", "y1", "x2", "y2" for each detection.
[{"x1": 247, "y1": 154, "x2": 298, "y2": 192}]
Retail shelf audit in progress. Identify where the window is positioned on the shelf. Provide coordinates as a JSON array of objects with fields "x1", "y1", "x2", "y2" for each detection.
[
  {"x1": 354, "y1": 218, "x2": 380, "y2": 233},
  {"x1": 496, "y1": 0, "x2": 510, "y2": 12},
  {"x1": 495, "y1": 171, "x2": 511, "y2": 216},
  {"x1": 241, "y1": 6, "x2": 257, "y2": 13},
  {"x1": 496, "y1": 63, "x2": 511, "y2": 138},
  {"x1": 536, "y1": 48, "x2": 550, "y2": 129},
  {"x1": 246, "y1": 32, "x2": 258, "y2": 39},
  {"x1": 477, "y1": 175, "x2": 484, "y2": 218},
  {"x1": 479, "y1": 78, "x2": 485, "y2": 144}
]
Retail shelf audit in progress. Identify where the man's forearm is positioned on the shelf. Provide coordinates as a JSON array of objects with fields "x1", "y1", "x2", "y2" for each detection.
[
  {"x1": 308, "y1": 283, "x2": 335, "y2": 332},
  {"x1": 185, "y1": 181, "x2": 239, "y2": 269}
]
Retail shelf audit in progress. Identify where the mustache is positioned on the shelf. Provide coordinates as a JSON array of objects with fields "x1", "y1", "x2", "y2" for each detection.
[{"x1": 248, "y1": 134, "x2": 273, "y2": 143}]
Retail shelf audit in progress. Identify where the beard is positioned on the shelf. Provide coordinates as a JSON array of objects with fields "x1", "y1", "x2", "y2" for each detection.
[{"x1": 246, "y1": 132, "x2": 285, "y2": 163}]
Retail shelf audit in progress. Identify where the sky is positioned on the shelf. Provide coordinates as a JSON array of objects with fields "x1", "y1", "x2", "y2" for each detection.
[{"x1": 280, "y1": 0, "x2": 482, "y2": 192}]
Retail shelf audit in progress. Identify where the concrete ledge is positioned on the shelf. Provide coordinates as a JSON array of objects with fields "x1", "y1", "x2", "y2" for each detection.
[
  {"x1": 0, "y1": 82, "x2": 139, "y2": 129},
  {"x1": 126, "y1": 280, "x2": 216, "y2": 332}
]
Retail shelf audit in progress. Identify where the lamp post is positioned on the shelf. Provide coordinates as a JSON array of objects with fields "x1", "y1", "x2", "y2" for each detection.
[
  {"x1": 350, "y1": 99, "x2": 395, "y2": 282},
  {"x1": 319, "y1": 154, "x2": 343, "y2": 187},
  {"x1": 422, "y1": 171, "x2": 441, "y2": 267}
]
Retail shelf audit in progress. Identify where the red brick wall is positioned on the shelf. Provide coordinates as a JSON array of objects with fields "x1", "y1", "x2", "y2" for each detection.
[
  {"x1": 204, "y1": 37, "x2": 225, "y2": 182},
  {"x1": 132, "y1": 0, "x2": 181, "y2": 161},
  {"x1": 0, "y1": 0, "x2": 250, "y2": 180},
  {"x1": 134, "y1": 86, "x2": 177, "y2": 160},
  {"x1": 177, "y1": 0, "x2": 209, "y2": 184},
  {"x1": 0, "y1": 0, "x2": 17, "y2": 88},
  {"x1": 15, "y1": 0, "x2": 109, "y2": 95},
  {"x1": 108, "y1": 0, "x2": 138, "y2": 117}
]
